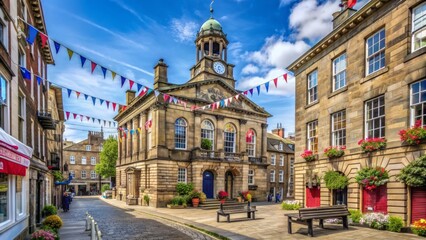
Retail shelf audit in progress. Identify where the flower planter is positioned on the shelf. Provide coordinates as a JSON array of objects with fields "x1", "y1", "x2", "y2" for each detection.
[
  {"x1": 192, "y1": 197, "x2": 200, "y2": 208},
  {"x1": 167, "y1": 204, "x2": 186, "y2": 209}
]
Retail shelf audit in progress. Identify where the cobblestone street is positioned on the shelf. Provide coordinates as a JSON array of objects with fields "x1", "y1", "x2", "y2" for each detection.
[{"x1": 58, "y1": 197, "x2": 212, "y2": 240}]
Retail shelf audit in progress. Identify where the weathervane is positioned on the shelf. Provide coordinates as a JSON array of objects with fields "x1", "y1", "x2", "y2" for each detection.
[{"x1": 210, "y1": 0, "x2": 214, "y2": 18}]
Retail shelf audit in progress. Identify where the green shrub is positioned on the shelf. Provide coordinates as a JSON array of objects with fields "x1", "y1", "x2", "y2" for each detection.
[
  {"x1": 201, "y1": 139, "x2": 212, "y2": 150},
  {"x1": 101, "y1": 184, "x2": 110, "y2": 193},
  {"x1": 176, "y1": 183, "x2": 194, "y2": 196},
  {"x1": 200, "y1": 192, "x2": 207, "y2": 203},
  {"x1": 281, "y1": 200, "x2": 300, "y2": 210},
  {"x1": 189, "y1": 190, "x2": 201, "y2": 199},
  {"x1": 40, "y1": 225, "x2": 60, "y2": 240},
  {"x1": 387, "y1": 216, "x2": 404, "y2": 232},
  {"x1": 52, "y1": 171, "x2": 64, "y2": 182},
  {"x1": 42, "y1": 205, "x2": 57, "y2": 217},
  {"x1": 170, "y1": 196, "x2": 188, "y2": 206},
  {"x1": 349, "y1": 209, "x2": 363, "y2": 224},
  {"x1": 42, "y1": 215, "x2": 63, "y2": 230},
  {"x1": 323, "y1": 171, "x2": 349, "y2": 190},
  {"x1": 144, "y1": 195, "x2": 150, "y2": 205}
]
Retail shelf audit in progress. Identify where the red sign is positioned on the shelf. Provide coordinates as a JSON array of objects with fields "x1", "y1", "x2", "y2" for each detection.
[{"x1": 0, "y1": 142, "x2": 30, "y2": 176}]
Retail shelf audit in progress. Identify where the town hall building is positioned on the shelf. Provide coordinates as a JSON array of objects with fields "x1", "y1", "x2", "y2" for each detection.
[{"x1": 114, "y1": 8, "x2": 272, "y2": 207}]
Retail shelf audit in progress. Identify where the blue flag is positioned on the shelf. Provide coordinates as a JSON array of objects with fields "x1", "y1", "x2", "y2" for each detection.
[
  {"x1": 91, "y1": 96, "x2": 96, "y2": 105},
  {"x1": 84, "y1": 94, "x2": 89, "y2": 100},
  {"x1": 265, "y1": 82, "x2": 269, "y2": 92},
  {"x1": 256, "y1": 85, "x2": 261, "y2": 95},
  {"x1": 26, "y1": 25, "x2": 38, "y2": 45},
  {"x1": 80, "y1": 56, "x2": 86, "y2": 67},
  {"x1": 53, "y1": 41, "x2": 61, "y2": 54},
  {"x1": 36, "y1": 76, "x2": 42, "y2": 85},
  {"x1": 99, "y1": 99, "x2": 104, "y2": 105},
  {"x1": 19, "y1": 67, "x2": 31, "y2": 80},
  {"x1": 101, "y1": 67, "x2": 107, "y2": 78},
  {"x1": 147, "y1": 89, "x2": 153, "y2": 95},
  {"x1": 137, "y1": 83, "x2": 143, "y2": 92},
  {"x1": 120, "y1": 76, "x2": 126, "y2": 87},
  {"x1": 67, "y1": 89, "x2": 72, "y2": 98}
]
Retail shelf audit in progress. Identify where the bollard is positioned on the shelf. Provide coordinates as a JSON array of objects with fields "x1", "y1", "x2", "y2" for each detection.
[
  {"x1": 91, "y1": 220, "x2": 96, "y2": 240},
  {"x1": 88, "y1": 217, "x2": 94, "y2": 237},
  {"x1": 95, "y1": 222, "x2": 102, "y2": 240},
  {"x1": 85, "y1": 213, "x2": 90, "y2": 231}
]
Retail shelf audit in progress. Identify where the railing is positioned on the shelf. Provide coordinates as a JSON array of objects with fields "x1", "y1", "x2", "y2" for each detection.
[
  {"x1": 248, "y1": 157, "x2": 263, "y2": 163},
  {"x1": 224, "y1": 152, "x2": 242, "y2": 161},
  {"x1": 37, "y1": 111, "x2": 56, "y2": 130},
  {"x1": 86, "y1": 212, "x2": 102, "y2": 240},
  {"x1": 199, "y1": 150, "x2": 221, "y2": 159}
]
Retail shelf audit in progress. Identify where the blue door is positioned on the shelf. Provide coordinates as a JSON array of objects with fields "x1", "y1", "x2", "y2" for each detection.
[{"x1": 203, "y1": 171, "x2": 214, "y2": 198}]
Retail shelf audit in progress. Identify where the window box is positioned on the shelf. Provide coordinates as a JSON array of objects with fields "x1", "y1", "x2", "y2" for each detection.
[
  {"x1": 324, "y1": 146, "x2": 346, "y2": 159},
  {"x1": 358, "y1": 138, "x2": 387, "y2": 153},
  {"x1": 301, "y1": 150, "x2": 316, "y2": 162},
  {"x1": 399, "y1": 120, "x2": 426, "y2": 146}
]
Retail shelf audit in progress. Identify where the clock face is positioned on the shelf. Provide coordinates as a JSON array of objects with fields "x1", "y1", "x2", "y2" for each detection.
[{"x1": 213, "y1": 62, "x2": 226, "y2": 75}]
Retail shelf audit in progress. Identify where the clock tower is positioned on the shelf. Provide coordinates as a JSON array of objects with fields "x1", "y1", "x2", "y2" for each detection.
[{"x1": 189, "y1": 4, "x2": 235, "y2": 87}]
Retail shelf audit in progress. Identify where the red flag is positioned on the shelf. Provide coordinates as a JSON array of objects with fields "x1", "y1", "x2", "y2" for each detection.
[
  {"x1": 65, "y1": 111, "x2": 70, "y2": 120},
  {"x1": 246, "y1": 129, "x2": 254, "y2": 143},
  {"x1": 163, "y1": 94, "x2": 170, "y2": 102},
  {"x1": 145, "y1": 119, "x2": 152, "y2": 130},
  {"x1": 112, "y1": 102, "x2": 117, "y2": 111},
  {"x1": 273, "y1": 78, "x2": 278, "y2": 87},
  {"x1": 91, "y1": 62, "x2": 97, "y2": 73},
  {"x1": 76, "y1": 91, "x2": 81, "y2": 99},
  {"x1": 347, "y1": 0, "x2": 357, "y2": 8},
  {"x1": 129, "y1": 80, "x2": 134, "y2": 90},
  {"x1": 40, "y1": 33, "x2": 48, "y2": 48},
  {"x1": 283, "y1": 73, "x2": 288, "y2": 82},
  {"x1": 190, "y1": 106, "x2": 196, "y2": 111},
  {"x1": 73, "y1": 113, "x2": 77, "y2": 119},
  {"x1": 138, "y1": 87, "x2": 147, "y2": 97},
  {"x1": 121, "y1": 106, "x2": 127, "y2": 111}
]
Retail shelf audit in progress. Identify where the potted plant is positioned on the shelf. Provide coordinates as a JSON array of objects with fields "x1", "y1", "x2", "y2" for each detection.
[
  {"x1": 355, "y1": 167, "x2": 389, "y2": 190},
  {"x1": 301, "y1": 150, "x2": 316, "y2": 161},
  {"x1": 324, "y1": 146, "x2": 345, "y2": 159},
  {"x1": 323, "y1": 171, "x2": 349, "y2": 190},
  {"x1": 397, "y1": 155, "x2": 426, "y2": 187},
  {"x1": 246, "y1": 193, "x2": 252, "y2": 202},
  {"x1": 189, "y1": 190, "x2": 201, "y2": 208},
  {"x1": 237, "y1": 191, "x2": 244, "y2": 203},
  {"x1": 399, "y1": 120, "x2": 426, "y2": 145},
  {"x1": 201, "y1": 138, "x2": 212, "y2": 150},
  {"x1": 358, "y1": 138, "x2": 387, "y2": 153},
  {"x1": 217, "y1": 190, "x2": 228, "y2": 204},
  {"x1": 412, "y1": 219, "x2": 426, "y2": 237}
]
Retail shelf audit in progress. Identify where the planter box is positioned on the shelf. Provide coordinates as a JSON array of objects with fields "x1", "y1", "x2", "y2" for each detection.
[{"x1": 166, "y1": 204, "x2": 186, "y2": 209}]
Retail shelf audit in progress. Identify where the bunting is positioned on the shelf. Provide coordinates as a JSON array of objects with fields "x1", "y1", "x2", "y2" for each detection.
[
  {"x1": 64, "y1": 111, "x2": 116, "y2": 126},
  {"x1": 80, "y1": 56, "x2": 87, "y2": 67}
]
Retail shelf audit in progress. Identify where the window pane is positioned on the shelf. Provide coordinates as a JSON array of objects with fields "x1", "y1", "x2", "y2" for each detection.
[
  {"x1": 16, "y1": 176, "x2": 22, "y2": 215},
  {"x1": 175, "y1": 118, "x2": 187, "y2": 149},
  {"x1": 365, "y1": 96, "x2": 385, "y2": 138},
  {"x1": 0, "y1": 173, "x2": 8, "y2": 223}
]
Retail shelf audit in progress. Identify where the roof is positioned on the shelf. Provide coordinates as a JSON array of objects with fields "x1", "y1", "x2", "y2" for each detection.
[
  {"x1": 267, "y1": 133, "x2": 294, "y2": 153},
  {"x1": 50, "y1": 86, "x2": 64, "y2": 121},
  {"x1": 286, "y1": 0, "x2": 388, "y2": 72},
  {"x1": 200, "y1": 18, "x2": 222, "y2": 32},
  {"x1": 29, "y1": 0, "x2": 54, "y2": 64}
]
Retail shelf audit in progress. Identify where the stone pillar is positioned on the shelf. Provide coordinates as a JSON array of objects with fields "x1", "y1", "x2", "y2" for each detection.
[
  {"x1": 219, "y1": 42, "x2": 223, "y2": 60},
  {"x1": 216, "y1": 115, "x2": 225, "y2": 152},
  {"x1": 133, "y1": 117, "x2": 139, "y2": 156},
  {"x1": 139, "y1": 112, "x2": 147, "y2": 160},
  {"x1": 209, "y1": 39, "x2": 213, "y2": 56},
  {"x1": 224, "y1": 48, "x2": 227, "y2": 62},
  {"x1": 194, "y1": 113, "x2": 201, "y2": 149},
  {"x1": 118, "y1": 129, "x2": 122, "y2": 165},
  {"x1": 261, "y1": 123, "x2": 268, "y2": 159},
  {"x1": 239, "y1": 120, "x2": 247, "y2": 160},
  {"x1": 127, "y1": 122, "x2": 131, "y2": 162},
  {"x1": 196, "y1": 46, "x2": 199, "y2": 62}
]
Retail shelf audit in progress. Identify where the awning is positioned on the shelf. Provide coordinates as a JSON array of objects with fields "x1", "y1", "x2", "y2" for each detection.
[{"x1": 0, "y1": 128, "x2": 32, "y2": 176}]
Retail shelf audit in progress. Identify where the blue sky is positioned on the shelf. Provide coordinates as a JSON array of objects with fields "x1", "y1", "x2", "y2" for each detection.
[{"x1": 41, "y1": 0, "x2": 368, "y2": 142}]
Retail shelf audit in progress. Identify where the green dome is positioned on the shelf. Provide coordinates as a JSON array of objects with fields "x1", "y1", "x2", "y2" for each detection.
[{"x1": 200, "y1": 18, "x2": 222, "y2": 32}]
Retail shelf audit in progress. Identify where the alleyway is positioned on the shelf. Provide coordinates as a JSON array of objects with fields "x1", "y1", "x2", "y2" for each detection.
[{"x1": 58, "y1": 196, "x2": 212, "y2": 240}]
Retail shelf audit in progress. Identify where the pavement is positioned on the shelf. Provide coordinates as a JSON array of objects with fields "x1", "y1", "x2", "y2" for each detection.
[{"x1": 58, "y1": 196, "x2": 420, "y2": 240}]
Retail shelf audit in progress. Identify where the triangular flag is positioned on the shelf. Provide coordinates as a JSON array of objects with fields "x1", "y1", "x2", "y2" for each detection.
[
  {"x1": 67, "y1": 48, "x2": 74, "y2": 60},
  {"x1": 154, "y1": 90, "x2": 160, "y2": 97},
  {"x1": 76, "y1": 92, "x2": 81, "y2": 99},
  {"x1": 99, "y1": 99, "x2": 104, "y2": 105},
  {"x1": 80, "y1": 56, "x2": 87, "y2": 67},
  {"x1": 249, "y1": 88, "x2": 254, "y2": 96},
  {"x1": 229, "y1": 97, "x2": 233, "y2": 103},
  {"x1": 173, "y1": 98, "x2": 178, "y2": 104},
  {"x1": 138, "y1": 88, "x2": 147, "y2": 97},
  {"x1": 36, "y1": 76, "x2": 42, "y2": 85},
  {"x1": 137, "y1": 128, "x2": 141, "y2": 134},
  {"x1": 112, "y1": 103, "x2": 117, "y2": 111},
  {"x1": 111, "y1": 71, "x2": 117, "y2": 80},
  {"x1": 146, "y1": 89, "x2": 153, "y2": 95},
  {"x1": 98, "y1": 119, "x2": 101, "y2": 124},
  {"x1": 65, "y1": 112, "x2": 70, "y2": 120},
  {"x1": 106, "y1": 101, "x2": 110, "y2": 109},
  {"x1": 243, "y1": 91, "x2": 248, "y2": 95},
  {"x1": 283, "y1": 73, "x2": 288, "y2": 82},
  {"x1": 101, "y1": 67, "x2": 107, "y2": 78},
  {"x1": 137, "y1": 83, "x2": 143, "y2": 92},
  {"x1": 104, "y1": 120, "x2": 106, "y2": 126},
  {"x1": 86, "y1": 116, "x2": 90, "y2": 121},
  {"x1": 40, "y1": 33, "x2": 48, "y2": 48},
  {"x1": 169, "y1": 96, "x2": 174, "y2": 103},
  {"x1": 91, "y1": 96, "x2": 96, "y2": 105},
  {"x1": 80, "y1": 115, "x2": 83, "y2": 122},
  {"x1": 53, "y1": 41, "x2": 61, "y2": 54},
  {"x1": 73, "y1": 113, "x2": 77, "y2": 119},
  {"x1": 235, "y1": 95, "x2": 240, "y2": 100},
  {"x1": 220, "y1": 100, "x2": 225, "y2": 107},
  {"x1": 347, "y1": 0, "x2": 357, "y2": 8},
  {"x1": 120, "y1": 76, "x2": 126, "y2": 87},
  {"x1": 91, "y1": 62, "x2": 97, "y2": 73},
  {"x1": 67, "y1": 89, "x2": 72, "y2": 98},
  {"x1": 273, "y1": 78, "x2": 278, "y2": 87},
  {"x1": 84, "y1": 94, "x2": 89, "y2": 100},
  {"x1": 163, "y1": 94, "x2": 170, "y2": 102},
  {"x1": 256, "y1": 86, "x2": 261, "y2": 95},
  {"x1": 265, "y1": 82, "x2": 270, "y2": 92},
  {"x1": 129, "y1": 80, "x2": 134, "y2": 90},
  {"x1": 19, "y1": 67, "x2": 31, "y2": 80},
  {"x1": 26, "y1": 25, "x2": 38, "y2": 45},
  {"x1": 92, "y1": 118, "x2": 95, "y2": 123}
]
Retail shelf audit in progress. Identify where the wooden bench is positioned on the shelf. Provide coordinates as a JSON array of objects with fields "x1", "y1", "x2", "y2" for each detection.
[
  {"x1": 217, "y1": 202, "x2": 257, "y2": 223},
  {"x1": 284, "y1": 205, "x2": 350, "y2": 237}
]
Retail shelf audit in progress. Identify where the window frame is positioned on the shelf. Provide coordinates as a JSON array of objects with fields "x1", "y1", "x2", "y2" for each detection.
[
  {"x1": 270, "y1": 170, "x2": 275, "y2": 183},
  {"x1": 18, "y1": 94, "x2": 26, "y2": 143},
  {"x1": 224, "y1": 123, "x2": 236, "y2": 153},
  {"x1": 364, "y1": 95, "x2": 385, "y2": 138},
  {"x1": 366, "y1": 28, "x2": 386, "y2": 75},
  {"x1": 332, "y1": 53, "x2": 347, "y2": 91},
  {"x1": 246, "y1": 129, "x2": 256, "y2": 157},
  {"x1": 70, "y1": 156, "x2": 75, "y2": 164},
  {"x1": 177, "y1": 168, "x2": 187, "y2": 183},
  {"x1": 307, "y1": 120, "x2": 319, "y2": 154},
  {"x1": 81, "y1": 170, "x2": 87, "y2": 179},
  {"x1": 410, "y1": 79, "x2": 426, "y2": 126},
  {"x1": 0, "y1": 75, "x2": 9, "y2": 132},
  {"x1": 248, "y1": 169, "x2": 255, "y2": 185},
  {"x1": 331, "y1": 110, "x2": 346, "y2": 147},
  {"x1": 412, "y1": 2, "x2": 426, "y2": 52},
  {"x1": 86, "y1": 145, "x2": 91, "y2": 151},
  {"x1": 279, "y1": 170, "x2": 284, "y2": 183},
  {"x1": 81, "y1": 156, "x2": 87, "y2": 165},
  {"x1": 90, "y1": 157, "x2": 96, "y2": 165},
  {"x1": 174, "y1": 118, "x2": 187, "y2": 150},
  {"x1": 90, "y1": 170, "x2": 97, "y2": 179},
  {"x1": 201, "y1": 120, "x2": 215, "y2": 150},
  {"x1": 0, "y1": 9, "x2": 9, "y2": 51},
  {"x1": 307, "y1": 70, "x2": 318, "y2": 104},
  {"x1": 271, "y1": 154, "x2": 276, "y2": 166},
  {"x1": 279, "y1": 155, "x2": 284, "y2": 166},
  {"x1": 0, "y1": 174, "x2": 12, "y2": 228}
]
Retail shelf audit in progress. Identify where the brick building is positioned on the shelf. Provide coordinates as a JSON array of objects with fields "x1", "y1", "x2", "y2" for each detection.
[
  {"x1": 63, "y1": 131, "x2": 109, "y2": 195},
  {"x1": 288, "y1": 0, "x2": 426, "y2": 225},
  {"x1": 114, "y1": 9, "x2": 271, "y2": 207}
]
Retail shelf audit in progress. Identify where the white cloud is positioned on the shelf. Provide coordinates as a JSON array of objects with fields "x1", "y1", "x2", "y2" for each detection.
[
  {"x1": 279, "y1": 0, "x2": 295, "y2": 7},
  {"x1": 171, "y1": 18, "x2": 198, "y2": 42},
  {"x1": 241, "y1": 64, "x2": 259, "y2": 75},
  {"x1": 110, "y1": 0, "x2": 148, "y2": 25},
  {"x1": 246, "y1": 35, "x2": 310, "y2": 69},
  {"x1": 289, "y1": 0, "x2": 340, "y2": 41},
  {"x1": 237, "y1": 68, "x2": 295, "y2": 97},
  {"x1": 228, "y1": 41, "x2": 243, "y2": 60}
]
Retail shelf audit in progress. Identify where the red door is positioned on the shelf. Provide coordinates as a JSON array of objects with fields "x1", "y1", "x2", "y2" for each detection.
[
  {"x1": 306, "y1": 187, "x2": 320, "y2": 208},
  {"x1": 412, "y1": 187, "x2": 426, "y2": 223},
  {"x1": 363, "y1": 185, "x2": 387, "y2": 213}
]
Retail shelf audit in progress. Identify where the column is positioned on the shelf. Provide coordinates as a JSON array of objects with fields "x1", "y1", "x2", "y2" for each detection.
[
  {"x1": 127, "y1": 122, "x2": 131, "y2": 162},
  {"x1": 118, "y1": 128, "x2": 122, "y2": 165},
  {"x1": 224, "y1": 48, "x2": 227, "y2": 62},
  {"x1": 201, "y1": 41, "x2": 205, "y2": 57},
  {"x1": 239, "y1": 120, "x2": 247, "y2": 160},
  {"x1": 261, "y1": 123, "x2": 268, "y2": 159},
  {"x1": 209, "y1": 39, "x2": 213, "y2": 56},
  {"x1": 216, "y1": 116, "x2": 224, "y2": 153},
  {"x1": 133, "y1": 117, "x2": 139, "y2": 157},
  {"x1": 194, "y1": 113, "x2": 201, "y2": 149},
  {"x1": 196, "y1": 46, "x2": 199, "y2": 62},
  {"x1": 219, "y1": 42, "x2": 223, "y2": 60},
  {"x1": 139, "y1": 112, "x2": 147, "y2": 159}
]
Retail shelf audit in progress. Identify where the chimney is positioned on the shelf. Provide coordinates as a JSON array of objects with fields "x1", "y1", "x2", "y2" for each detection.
[
  {"x1": 272, "y1": 123, "x2": 285, "y2": 138},
  {"x1": 153, "y1": 58, "x2": 168, "y2": 90},
  {"x1": 332, "y1": 1, "x2": 357, "y2": 29},
  {"x1": 126, "y1": 90, "x2": 136, "y2": 105}
]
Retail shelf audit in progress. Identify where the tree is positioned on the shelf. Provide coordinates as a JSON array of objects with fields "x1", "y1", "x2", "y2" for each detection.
[{"x1": 95, "y1": 137, "x2": 118, "y2": 178}]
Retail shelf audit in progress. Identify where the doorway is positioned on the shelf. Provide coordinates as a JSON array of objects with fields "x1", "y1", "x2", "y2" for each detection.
[
  {"x1": 333, "y1": 188, "x2": 348, "y2": 205},
  {"x1": 202, "y1": 171, "x2": 214, "y2": 198}
]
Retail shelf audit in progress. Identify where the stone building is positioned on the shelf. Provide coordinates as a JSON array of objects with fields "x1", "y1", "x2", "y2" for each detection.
[
  {"x1": 266, "y1": 124, "x2": 295, "y2": 201},
  {"x1": 288, "y1": 0, "x2": 426, "y2": 224},
  {"x1": 114, "y1": 9, "x2": 271, "y2": 207},
  {"x1": 63, "y1": 131, "x2": 109, "y2": 195}
]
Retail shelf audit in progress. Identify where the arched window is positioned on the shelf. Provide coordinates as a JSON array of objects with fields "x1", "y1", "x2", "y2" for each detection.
[
  {"x1": 201, "y1": 120, "x2": 215, "y2": 150},
  {"x1": 175, "y1": 118, "x2": 187, "y2": 149},
  {"x1": 224, "y1": 123, "x2": 236, "y2": 153},
  {"x1": 213, "y1": 42, "x2": 220, "y2": 55},
  {"x1": 246, "y1": 129, "x2": 256, "y2": 157}
]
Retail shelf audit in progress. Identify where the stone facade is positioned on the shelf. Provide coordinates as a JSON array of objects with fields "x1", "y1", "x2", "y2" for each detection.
[
  {"x1": 288, "y1": 0, "x2": 426, "y2": 225},
  {"x1": 114, "y1": 13, "x2": 271, "y2": 207},
  {"x1": 63, "y1": 131, "x2": 109, "y2": 195}
]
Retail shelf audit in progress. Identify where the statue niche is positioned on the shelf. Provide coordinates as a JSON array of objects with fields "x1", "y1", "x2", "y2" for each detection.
[{"x1": 199, "y1": 87, "x2": 242, "y2": 108}]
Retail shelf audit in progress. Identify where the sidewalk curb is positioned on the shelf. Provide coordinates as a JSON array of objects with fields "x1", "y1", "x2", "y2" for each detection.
[{"x1": 98, "y1": 196, "x2": 231, "y2": 240}]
